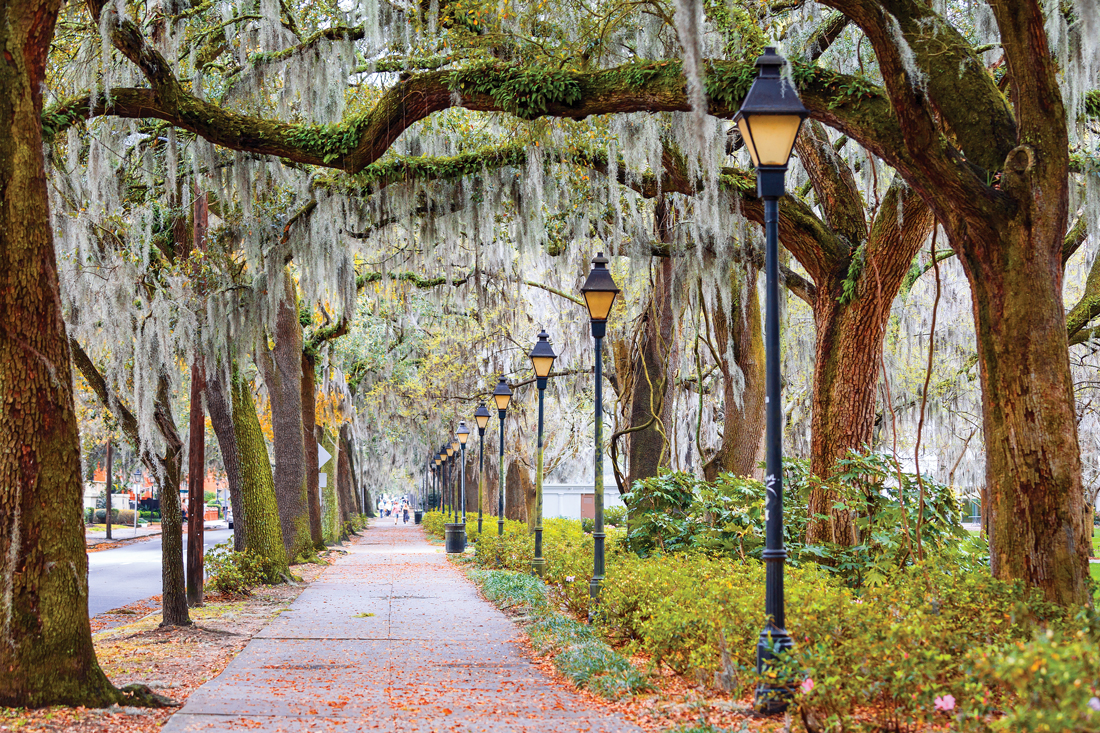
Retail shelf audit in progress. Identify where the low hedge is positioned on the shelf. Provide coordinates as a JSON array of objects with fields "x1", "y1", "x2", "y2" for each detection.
[
  {"x1": 468, "y1": 570, "x2": 648, "y2": 699},
  {"x1": 460, "y1": 513, "x2": 1099, "y2": 730}
]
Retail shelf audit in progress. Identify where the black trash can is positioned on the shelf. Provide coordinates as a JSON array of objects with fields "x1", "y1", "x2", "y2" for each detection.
[
  {"x1": 414, "y1": 511, "x2": 423, "y2": 525},
  {"x1": 444, "y1": 523, "x2": 467, "y2": 553}
]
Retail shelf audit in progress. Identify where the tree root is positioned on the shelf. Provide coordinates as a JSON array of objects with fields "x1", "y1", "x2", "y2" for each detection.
[{"x1": 117, "y1": 683, "x2": 178, "y2": 708}]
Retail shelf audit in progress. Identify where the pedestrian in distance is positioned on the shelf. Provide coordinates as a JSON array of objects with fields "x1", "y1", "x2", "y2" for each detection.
[{"x1": 402, "y1": 502, "x2": 409, "y2": 525}]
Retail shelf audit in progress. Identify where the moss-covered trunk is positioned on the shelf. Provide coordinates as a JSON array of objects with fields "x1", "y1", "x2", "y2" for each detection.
[
  {"x1": 962, "y1": 215, "x2": 1091, "y2": 606},
  {"x1": 704, "y1": 263, "x2": 765, "y2": 480},
  {"x1": 230, "y1": 372, "x2": 288, "y2": 578},
  {"x1": 804, "y1": 185, "x2": 933, "y2": 547},
  {"x1": 257, "y1": 275, "x2": 311, "y2": 562},
  {"x1": 320, "y1": 430, "x2": 339, "y2": 542},
  {"x1": 0, "y1": 0, "x2": 119, "y2": 704},
  {"x1": 301, "y1": 352, "x2": 324, "y2": 548}
]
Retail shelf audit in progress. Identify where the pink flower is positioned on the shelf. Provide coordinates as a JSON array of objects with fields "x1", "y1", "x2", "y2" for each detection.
[
  {"x1": 1088, "y1": 697, "x2": 1100, "y2": 712},
  {"x1": 934, "y1": 695, "x2": 956, "y2": 712},
  {"x1": 800, "y1": 678, "x2": 814, "y2": 695}
]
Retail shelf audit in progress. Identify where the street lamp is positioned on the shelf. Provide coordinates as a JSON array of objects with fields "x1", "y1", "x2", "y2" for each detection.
[
  {"x1": 579, "y1": 252, "x2": 619, "y2": 617},
  {"x1": 529, "y1": 330, "x2": 557, "y2": 577},
  {"x1": 444, "y1": 443, "x2": 454, "y2": 517},
  {"x1": 474, "y1": 402, "x2": 492, "y2": 534},
  {"x1": 492, "y1": 376, "x2": 513, "y2": 536},
  {"x1": 433, "y1": 454, "x2": 441, "y2": 511},
  {"x1": 734, "y1": 45, "x2": 808, "y2": 715}
]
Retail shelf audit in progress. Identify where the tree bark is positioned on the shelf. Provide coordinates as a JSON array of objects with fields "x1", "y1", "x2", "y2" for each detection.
[
  {"x1": 206, "y1": 369, "x2": 246, "y2": 551},
  {"x1": 186, "y1": 362, "x2": 205, "y2": 606},
  {"x1": 0, "y1": 0, "x2": 139, "y2": 698},
  {"x1": 961, "y1": 214, "x2": 1091, "y2": 606},
  {"x1": 152, "y1": 377, "x2": 190, "y2": 627},
  {"x1": 230, "y1": 372, "x2": 288, "y2": 579},
  {"x1": 626, "y1": 256, "x2": 677, "y2": 487},
  {"x1": 336, "y1": 423, "x2": 355, "y2": 535},
  {"x1": 704, "y1": 262, "x2": 766, "y2": 480},
  {"x1": 257, "y1": 274, "x2": 312, "y2": 563},
  {"x1": 506, "y1": 458, "x2": 533, "y2": 524},
  {"x1": 804, "y1": 183, "x2": 933, "y2": 546},
  {"x1": 320, "y1": 430, "x2": 339, "y2": 541},
  {"x1": 301, "y1": 352, "x2": 324, "y2": 548}
]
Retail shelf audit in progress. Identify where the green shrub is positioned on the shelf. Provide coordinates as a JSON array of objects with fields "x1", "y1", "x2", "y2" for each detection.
[
  {"x1": 468, "y1": 570, "x2": 648, "y2": 699},
  {"x1": 959, "y1": 618, "x2": 1100, "y2": 732},
  {"x1": 599, "y1": 547, "x2": 1078, "y2": 730},
  {"x1": 421, "y1": 510, "x2": 447, "y2": 539},
  {"x1": 469, "y1": 569, "x2": 548, "y2": 614},
  {"x1": 94, "y1": 508, "x2": 136, "y2": 525},
  {"x1": 604, "y1": 505, "x2": 627, "y2": 527},
  {"x1": 623, "y1": 451, "x2": 971, "y2": 589},
  {"x1": 204, "y1": 541, "x2": 268, "y2": 594}
]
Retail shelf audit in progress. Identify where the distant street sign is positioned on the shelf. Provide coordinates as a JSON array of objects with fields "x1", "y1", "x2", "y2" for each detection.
[{"x1": 318, "y1": 443, "x2": 333, "y2": 469}]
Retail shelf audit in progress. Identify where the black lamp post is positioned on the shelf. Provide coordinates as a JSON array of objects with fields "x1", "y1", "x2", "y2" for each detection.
[
  {"x1": 444, "y1": 442, "x2": 455, "y2": 518},
  {"x1": 449, "y1": 438, "x2": 460, "y2": 523},
  {"x1": 440, "y1": 444, "x2": 448, "y2": 512},
  {"x1": 492, "y1": 376, "x2": 513, "y2": 535},
  {"x1": 434, "y1": 454, "x2": 442, "y2": 511},
  {"x1": 529, "y1": 330, "x2": 557, "y2": 577},
  {"x1": 474, "y1": 403, "x2": 491, "y2": 534},
  {"x1": 457, "y1": 421, "x2": 470, "y2": 526},
  {"x1": 579, "y1": 252, "x2": 620, "y2": 616},
  {"x1": 734, "y1": 45, "x2": 808, "y2": 715}
]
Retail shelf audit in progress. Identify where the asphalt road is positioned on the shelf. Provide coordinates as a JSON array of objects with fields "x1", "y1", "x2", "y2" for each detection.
[{"x1": 87, "y1": 529, "x2": 234, "y2": 616}]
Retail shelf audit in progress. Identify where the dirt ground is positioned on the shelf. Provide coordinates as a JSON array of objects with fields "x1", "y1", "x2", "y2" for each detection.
[{"x1": 0, "y1": 554, "x2": 333, "y2": 733}]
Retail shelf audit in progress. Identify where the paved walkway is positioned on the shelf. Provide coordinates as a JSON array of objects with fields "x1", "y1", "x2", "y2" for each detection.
[{"x1": 162, "y1": 519, "x2": 641, "y2": 732}]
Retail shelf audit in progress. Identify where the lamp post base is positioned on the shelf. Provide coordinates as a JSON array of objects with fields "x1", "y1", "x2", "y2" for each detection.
[
  {"x1": 531, "y1": 557, "x2": 546, "y2": 577},
  {"x1": 587, "y1": 577, "x2": 602, "y2": 623},
  {"x1": 754, "y1": 626, "x2": 794, "y2": 714}
]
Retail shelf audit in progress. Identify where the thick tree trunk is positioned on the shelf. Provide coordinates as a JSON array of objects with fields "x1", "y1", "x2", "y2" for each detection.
[
  {"x1": 506, "y1": 458, "x2": 533, "y2": 524},
  {"x1": 230, "y1": 372, "x2": 288, "y2": 578},
  {"x1": 704, "y1": 263, "x2": 766, "y2": 480},
  {"x1": 301, "y1": 352, "x2": 324, "y2": 548},
  {"x1": 257, "y1": 275, "x2": 311, "y2": 563},
  {"x1": 336, "y1": 424, "x2": 355, "y2": 535},
  {"x1": 626, "y1": 257, "x2": 677, "y2": 487},
  {"x1": 0, "y1": 0, "x2": 120, "y2": 703},
  {"x1": 154, "y1": 375, "x2": 189, "y2": 627},
  {"x1": 320, "y1": 430, "x2": 339, "y2": 541},
  {"x1": 186, "y1": 362, "x2": 205, "y2": 606},
  {"x1": 205, "y1": 370, "x2": 247, "y2": 551},
  {"x1": 962, "y1": 216, "x2": 1091, "y2": 606},
  {"x1": 805, "y1": 186, "x2": 933, "y2": 547}
]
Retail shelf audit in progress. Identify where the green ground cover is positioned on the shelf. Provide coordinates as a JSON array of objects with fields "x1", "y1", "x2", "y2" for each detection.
[{"x1": 424, "y1": 454, "x2": 1100, "y2": 732}]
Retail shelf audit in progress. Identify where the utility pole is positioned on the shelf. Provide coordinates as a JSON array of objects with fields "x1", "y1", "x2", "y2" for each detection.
[{"x1": 104, "y1": 439, "x2": 113, "y2": 540}]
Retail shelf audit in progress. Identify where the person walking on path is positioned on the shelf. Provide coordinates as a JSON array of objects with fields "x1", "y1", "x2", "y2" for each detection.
[{"x1": 402, "y1": 502, "x2": 410, "y2": 525}]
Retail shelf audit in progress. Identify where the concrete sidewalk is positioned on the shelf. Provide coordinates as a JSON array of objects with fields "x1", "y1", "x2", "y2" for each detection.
[{"x1": 162, "y1": 519, "x2": 641, "y2": 732}]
